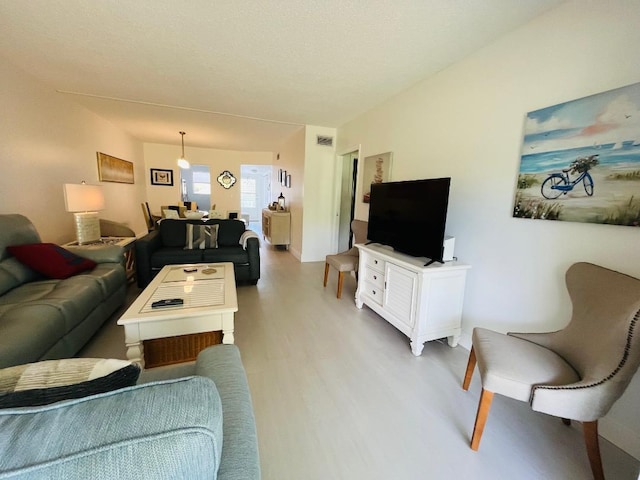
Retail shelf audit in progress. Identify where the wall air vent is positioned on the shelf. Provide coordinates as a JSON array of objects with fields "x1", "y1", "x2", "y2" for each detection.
[{"x1": 316, "y1": 135, "x2": 334, "y2": 147}]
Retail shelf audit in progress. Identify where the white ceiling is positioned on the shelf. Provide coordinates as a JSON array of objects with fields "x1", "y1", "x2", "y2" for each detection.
[{"x1": 0, "y1": 0, "x2": 564, "y2": 152}]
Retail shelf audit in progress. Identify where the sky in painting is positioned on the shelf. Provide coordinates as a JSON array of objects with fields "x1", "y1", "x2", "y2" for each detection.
[{"x1": 522, "y1": 82, "x2": 640, "y2": 155}]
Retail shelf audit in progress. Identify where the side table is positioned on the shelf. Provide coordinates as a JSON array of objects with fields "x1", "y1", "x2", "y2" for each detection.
[{"x1": 63, "y1": 237, "x2": 137, "y2": 283}]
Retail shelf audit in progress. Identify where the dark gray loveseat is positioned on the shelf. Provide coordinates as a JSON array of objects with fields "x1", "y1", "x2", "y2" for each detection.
[{"x1": 136, "y1": 218, "x2": 260, "y2": 288}]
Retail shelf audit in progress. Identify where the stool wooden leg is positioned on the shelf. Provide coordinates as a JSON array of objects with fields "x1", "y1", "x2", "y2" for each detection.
[
  {"x1": 583, "y1": 421, "x2": 605, "y2": 480},
  {"x1": 470, "y1": 388, "x2": 494, "y2": 451},
  {"x1": 462, "y1": 346, "x2": 476, "y2": 390},
  {"x1": 336, "y1": 271, "x2": 344, "y2": 298},
  {"x1": 323, "y1": 263, "x2": 330, "y2": 287}
]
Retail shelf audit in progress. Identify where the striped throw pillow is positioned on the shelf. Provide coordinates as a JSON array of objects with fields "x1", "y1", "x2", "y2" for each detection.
[
  {"x1": 0, "y1": 358, "x2": 140, "y2": 408},
  {"x1": 185, "y1": 224, "x2": 219, "y2": 250}
]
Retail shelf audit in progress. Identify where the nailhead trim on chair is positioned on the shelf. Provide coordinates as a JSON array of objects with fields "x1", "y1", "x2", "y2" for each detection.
[{"x1": 530, "y1": 308, "x2": 640, "y2": 399}]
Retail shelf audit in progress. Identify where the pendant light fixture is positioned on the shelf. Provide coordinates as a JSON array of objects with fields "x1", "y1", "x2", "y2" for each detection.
[{"x1": 177, "y1": 131, "x2": 190, "y2": 169}]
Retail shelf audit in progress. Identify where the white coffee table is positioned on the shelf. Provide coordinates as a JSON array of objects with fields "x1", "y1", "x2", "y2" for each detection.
[{"x1": 117, "y1": 262, "x2": 237, "y2": 368}]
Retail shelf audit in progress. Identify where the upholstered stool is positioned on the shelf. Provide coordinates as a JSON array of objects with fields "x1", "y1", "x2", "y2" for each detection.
[
  {"x1": 323, "y1": 250, "x2": 359, "y2": 299},
  {"x1": 323, "y1": 220, "x2": 368, "y2": 299}
]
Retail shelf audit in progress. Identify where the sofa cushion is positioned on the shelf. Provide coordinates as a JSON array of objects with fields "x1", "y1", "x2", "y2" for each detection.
[
  {"x1": 0, "y1": 301, "x2": 67, "y2": 369},
  {"x1": 185, "y1": 224, "x2": 219, "y2": 250},
  {"x1": 215, "y1": 220, "x2": 245, "y2": 247},
  {"x1": 0, "y1": 358, "x2": 140, "y2": 408},
  {"x1": 0, "y1": 376, "x2": 223, "y2": 479},
  {"x1": 203, "y1": 246, "x2": 249, "y2": 265},
  {"x1": 151, "y1": 247, "x2": 205, "y2": 268},
  {"x1": 0, "y1": 257, "x2": 39, "y2": 296},
  {"x1": 7, "y1": 243, "x2": 96, "y2": 279}
]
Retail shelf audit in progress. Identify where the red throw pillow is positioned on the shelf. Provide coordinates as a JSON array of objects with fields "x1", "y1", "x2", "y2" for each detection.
[{"x1": 7, "y1": 243, "x2": 97, "y2": 279}]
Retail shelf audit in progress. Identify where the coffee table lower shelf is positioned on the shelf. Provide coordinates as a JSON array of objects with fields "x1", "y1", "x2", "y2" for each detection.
[{"x1": 143, "y1": 330, "x2": 223, "y2": 368}]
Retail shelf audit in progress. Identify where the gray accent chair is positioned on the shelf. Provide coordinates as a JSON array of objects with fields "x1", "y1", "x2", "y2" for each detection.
[
  {"x1": 462, "y1": 262, "x2": 640, "y2": 480},
  {"x1": 323, "y1": 219, "x2": 368, "y2": 299}
]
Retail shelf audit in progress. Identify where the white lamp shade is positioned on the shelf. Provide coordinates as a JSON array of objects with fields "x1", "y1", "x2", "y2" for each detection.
[{"x1": 63, "y1": 183, "x2": 105, "y2": 212}]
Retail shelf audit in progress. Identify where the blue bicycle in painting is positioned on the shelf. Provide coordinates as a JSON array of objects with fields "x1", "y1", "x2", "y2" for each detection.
[{"x1": 540, "y1": 154, "x2": 599, "y2": 200}]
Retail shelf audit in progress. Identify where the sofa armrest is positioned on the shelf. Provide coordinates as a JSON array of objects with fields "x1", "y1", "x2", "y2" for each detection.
[
  {"x1": 245, "y1": 237, "x2": 260, "y2": 282},
  {"x1": 135, "y1": 230, "x2": 162, "y2": 288},
  {"x1": 66, "y1": 244, "x2": 124, "y2": 264},
  {"x1": 195, "y1": 345, "x2": 260, "y2": 480}
]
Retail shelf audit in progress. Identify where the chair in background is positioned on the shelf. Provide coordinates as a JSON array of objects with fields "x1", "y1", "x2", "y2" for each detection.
[
  {"x1": 462, "y1": 262, "x2": 640, "y2": 480},
  {"x1": 161, "y1": 205, "x2": 187, "y2": 218},
  {"x1": 323, "y1": 220, "x2": 368, "y2": 299},
  {"x1": 141, "y1": 202, "x2": 160, "y2": 233},
  {"x1": 208, "y1": 209, "x2": 225, "y2": 219},
  {"x1": 181, "y1": 201, "x2": 197, "y2": 211}
]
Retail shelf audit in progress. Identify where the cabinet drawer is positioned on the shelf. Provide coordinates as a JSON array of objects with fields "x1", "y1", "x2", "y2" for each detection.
[
  {"x1": 363, "y1": 282, "x2": 384, "y2": 306},
  {"x1": 366, "y1": 256, "x2": 385, "y2": 272},
  {"x1": 364, "y1": 268, "x2": 385, "y2": 289}
]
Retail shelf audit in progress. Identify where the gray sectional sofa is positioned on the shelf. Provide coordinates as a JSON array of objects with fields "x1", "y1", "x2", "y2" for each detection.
[
  {"x1": 135, "y1": 218, "x2": 260, "y2": 288},
  {"x1": 0, "y1": 345, "x2": 260, "y2": 480},
  {"x1": 0, "y1": 214, "x2": 127, "y2": 368}
]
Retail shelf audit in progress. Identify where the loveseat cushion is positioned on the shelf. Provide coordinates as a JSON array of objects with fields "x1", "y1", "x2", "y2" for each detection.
[
  {"x1": 160, "y1": 219, "x2": 246, "y2": 248},
  {"x1": 0, "y1": 358, "x2": 140, "y2": 408},
  {"x1": 203, "y1": 246, "x2": 249, "y2": 264},
  {"x1": 0, "y1": 376, "x2": 223, "y2": 479},
  {"x1": 151, "y1": 247, "x2": 204, "y2": 268},
  {"x1": 216, "y1": 220, "x2": 245, "y2": 247}
]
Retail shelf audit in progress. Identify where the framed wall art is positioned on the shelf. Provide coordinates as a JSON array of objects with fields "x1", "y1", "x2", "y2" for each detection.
[
  {"x1": 361, "y1": 152, "x2": 392, "y2": 203},
  {"x1": 512, "y1": 81, "x2": 640, "y2": 226},
  {"x1": 97, "y1": 152, "x2": 134, "y2": 184},
  {"x1": 150, "y1": 168, "x2": 174, "y2": 186},
  {"x1": 217, "y1": 170, "x2": 237, "y2": 189}
]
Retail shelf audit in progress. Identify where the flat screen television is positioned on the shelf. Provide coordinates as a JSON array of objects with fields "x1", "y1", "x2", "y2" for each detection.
[{"x1": 366, "y1": 177, "x2": 451, "y2": 264}]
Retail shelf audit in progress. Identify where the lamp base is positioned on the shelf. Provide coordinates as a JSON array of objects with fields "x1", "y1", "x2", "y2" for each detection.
[{"x1": 73, "y1": 212, "x2": 100, "y2": 245}]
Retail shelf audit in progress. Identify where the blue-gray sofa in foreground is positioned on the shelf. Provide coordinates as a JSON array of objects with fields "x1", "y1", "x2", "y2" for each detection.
[{"x1": 0, "y1": 345, "x2": 260, "y2": 480}]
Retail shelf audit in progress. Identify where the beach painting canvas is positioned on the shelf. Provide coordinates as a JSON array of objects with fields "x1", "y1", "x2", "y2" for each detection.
[{"x1": 513, "y1": 81, "x2": 640, "y2": 226}]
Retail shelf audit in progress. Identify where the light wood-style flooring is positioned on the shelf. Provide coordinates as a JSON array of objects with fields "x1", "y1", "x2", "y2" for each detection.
[{"x1": 81, "y1": 241, "x2": 640, "y2": 480}]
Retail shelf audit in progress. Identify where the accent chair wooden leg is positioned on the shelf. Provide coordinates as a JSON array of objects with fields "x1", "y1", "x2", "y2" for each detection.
[
  {"x1": 323, "y1": 263, "x2": 330, "y2": 287},
  {"x1": 462, "y1": 347, "x2": 476, "y2": 390},
  {"x1": 336, "y1": 271, "x2": 344, "y2": 298},
  {"x1": 470, "y1": 388, "x2": 494, "y2": 451},
  {"x1": 583, "y1": 421, "x2": 605, "y2": 480}
]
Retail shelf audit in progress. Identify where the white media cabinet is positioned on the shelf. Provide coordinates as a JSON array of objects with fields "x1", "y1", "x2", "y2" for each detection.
[{"x1": 355, "y1": 243, "x2": 471, "y2": 356}]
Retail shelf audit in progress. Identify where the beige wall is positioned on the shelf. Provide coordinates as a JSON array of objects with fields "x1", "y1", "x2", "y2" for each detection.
[
  {"x1": 337, "y1": 0, "x2": 640, "y2": 458},
  {"x1": 0, "y1": 58, "x2": 147, "y2": 242},
  {"x1": 301, "y1": 126, "x2": 338, "y2": 262},
  {"x1": 274, "y1": 127, "x2": 305, "y2": 258},
  {"x1": 143, "y1": 143, "x2": 272, "y2": 218}
]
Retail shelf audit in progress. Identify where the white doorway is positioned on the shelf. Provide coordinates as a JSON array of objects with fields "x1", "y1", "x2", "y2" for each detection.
[
  {"x1": 241, "y1": 165, "x2": 272, "y2": 229},
  {"x1": 337, "y1": 151, "x2": 359, "y2": 252}
]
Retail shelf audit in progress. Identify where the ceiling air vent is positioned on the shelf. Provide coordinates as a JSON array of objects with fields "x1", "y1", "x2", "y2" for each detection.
[{"x1": 316, "y1": 135, "x2": 333, "y2": 147}]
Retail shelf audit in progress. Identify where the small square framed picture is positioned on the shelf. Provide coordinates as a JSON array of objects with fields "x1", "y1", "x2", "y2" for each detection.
[{"x1": 150, "y1": 168, "x2": 174, "y2": 186}]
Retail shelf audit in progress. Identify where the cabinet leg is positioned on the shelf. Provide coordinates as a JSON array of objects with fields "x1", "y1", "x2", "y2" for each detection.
[
  {"x1": 447, "y1": 335, "x2": 460, "y2": 347},
  {"x1": 410, "y1": 341, "x2": 424, "y2": 356}
]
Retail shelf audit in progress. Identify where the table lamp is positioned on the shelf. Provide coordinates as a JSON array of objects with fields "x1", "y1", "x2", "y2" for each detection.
[{"x1": 63, "y1": 182, "x2": 105, "y2": 245}]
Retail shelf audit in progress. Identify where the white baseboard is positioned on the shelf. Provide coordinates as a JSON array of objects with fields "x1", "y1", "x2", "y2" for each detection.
[{"x1": 600, "y1": 417, "x2": 640, "y2": 460}]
